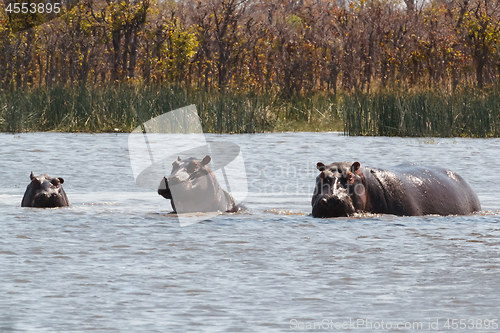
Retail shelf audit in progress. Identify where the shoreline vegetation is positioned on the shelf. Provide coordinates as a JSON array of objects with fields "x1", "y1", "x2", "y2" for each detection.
[
  {"x1": 1, "y1": 84, "x2": 499, "y2": 136},
  {"x1": 1, "y1": 0, "x2": 500, "y2": 136},
  {"x1": 0, "y1": 84, "x2": 343, "y2": 134}
]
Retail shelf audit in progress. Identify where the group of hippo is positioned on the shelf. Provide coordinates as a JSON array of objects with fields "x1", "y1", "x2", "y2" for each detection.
[{"x1": 22, "y1": 156, "x2": 481, "y2": 218}]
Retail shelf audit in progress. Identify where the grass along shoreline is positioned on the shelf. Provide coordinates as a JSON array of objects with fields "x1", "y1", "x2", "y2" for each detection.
[{"x1": 1, "y1": 85, "x2": 499, "y2": 137}]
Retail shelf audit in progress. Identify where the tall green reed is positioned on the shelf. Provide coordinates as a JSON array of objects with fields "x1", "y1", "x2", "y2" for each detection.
[
  {"x1": 0, "y1": 84, "x2": 343, "y2": 133},
  {"x1": 342, "y1": 87, "x2": 500, "y2": 137},
  {"x1": 2, "y1": 84, "x2": 499, "y2": 136}
]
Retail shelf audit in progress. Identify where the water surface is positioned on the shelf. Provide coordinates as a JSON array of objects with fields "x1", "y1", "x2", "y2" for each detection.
[{"x1": 1, "y1": 133, "x2": 499, "y2": 332}]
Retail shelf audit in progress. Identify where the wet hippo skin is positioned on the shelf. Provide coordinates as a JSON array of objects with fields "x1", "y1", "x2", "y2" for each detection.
[
  {"x1": 21, "y1": 172, "x2": 70, "y2": 208},
  {"x1": 312, "y1": 162, "x2": 481, "y2": 218},
  {"x1": 158, "y1": 155, "x2": 237, "y2": 214}
]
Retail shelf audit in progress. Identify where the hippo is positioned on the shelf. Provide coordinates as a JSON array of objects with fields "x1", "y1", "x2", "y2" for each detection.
[
  {"x1": 21, "y1": 172, "x2": 70, "y2": 208},
  {"x1": 312, "y1": 162, "x2": 481, "y2": 218},
  {"x1": 158, "y1": 155, "x2": 237, "y2": 213}
]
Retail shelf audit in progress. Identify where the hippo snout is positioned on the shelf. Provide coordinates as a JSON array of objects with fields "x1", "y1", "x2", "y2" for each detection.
[{"x1": 312, "y1": 191, "x2": 355, "y2": 218}]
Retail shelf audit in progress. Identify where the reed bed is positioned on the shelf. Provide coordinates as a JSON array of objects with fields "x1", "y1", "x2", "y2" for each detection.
[
  {"x1": 1, "y1": 84, "x2": 500, "y2": 136},
  {"x1": 0, "y1": 85, "x2": 342, "y2": 133},
  {"x1": 343, "y1": 87, "x2": 500, "y2": 137}
]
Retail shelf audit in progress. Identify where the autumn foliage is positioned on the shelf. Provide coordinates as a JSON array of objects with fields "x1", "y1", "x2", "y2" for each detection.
[
  {"x1": 0, "y1": 0, "x2": 498, "y2": 92},
  {"x1": 0, "y1": 0, "x2": 500, "y2": 135}
]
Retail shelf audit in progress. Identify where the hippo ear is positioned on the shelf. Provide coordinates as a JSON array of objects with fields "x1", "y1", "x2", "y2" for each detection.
[
  {"x1": 317, "y1": 162, "x2": 326, "y2": 171},
  {"x1": 177, "y1": 156, "x2": 182, "y2": 161},
  {"x1": 58, "y1": 178, "x2": 64, "y2": 184},
  {"x1": 201, "y1": 155, "x2": 211, "y2": 166},
  {"x1": 351, "y1": 162, "x2": 361, "y2": 172},
  {"x1": 30, "y1": 173, "x2": 41, "y2": 186}
]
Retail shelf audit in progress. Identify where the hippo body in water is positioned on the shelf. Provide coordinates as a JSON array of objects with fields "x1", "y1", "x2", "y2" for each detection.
[
  {"x1": 158, "y1": 155, "x2": 237, "y2": 213},
  {"x1": 21, "y1": 172, "x2": 69, "y2": 208},
  {"x1": 312, "y1": 162, "x2": 481, "y2": 218}
]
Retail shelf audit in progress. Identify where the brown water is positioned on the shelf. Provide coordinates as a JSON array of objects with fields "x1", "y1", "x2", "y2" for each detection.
[{"x1": 1, "y1": 133, "x2": 499, "y2": 332}]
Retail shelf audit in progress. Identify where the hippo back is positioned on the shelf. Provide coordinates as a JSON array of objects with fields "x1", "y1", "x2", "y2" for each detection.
[
  {"x1": 362, "y1": 164, "x2": 480, "y2": 216},
  {"x1": 381, "y1": 164, "x2": 480, "y2": 215}
]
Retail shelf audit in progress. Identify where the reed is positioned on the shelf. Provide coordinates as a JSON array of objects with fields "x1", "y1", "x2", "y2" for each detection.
[
  {"x1": 1, "y1": 84, "x2": 500, "y2": 136},
  {"x1": 342, "y1": 87, "x2": 500, "y2": 137},
  {"x1": 0, "y1": 84, "x2": 343, "y2": 133}
]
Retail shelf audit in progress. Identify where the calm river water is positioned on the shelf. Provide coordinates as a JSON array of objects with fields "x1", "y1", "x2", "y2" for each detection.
[{"x1": 1, "y1": 132, "x2": 499, "y2": 332}]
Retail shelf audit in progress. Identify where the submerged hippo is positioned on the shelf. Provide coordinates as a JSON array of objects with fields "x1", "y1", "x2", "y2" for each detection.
[
  {"x1": 21, "y1": 172, "x2": 69, "y2": 208},
  {"x1": 312, "y1": 162, "x2": 481, "y2": 218},
  {"x1": 158, "y1": 155, "x2": 237, "y2": 213}
]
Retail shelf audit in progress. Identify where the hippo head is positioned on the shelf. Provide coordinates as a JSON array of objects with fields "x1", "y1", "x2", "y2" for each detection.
[
  {"x1": 21, "y1": 172, "x2": 69, "y2": 208},
  {"x1": 311, "y1": 161, "x2": 366, "y2": 218},
  {"x1": 158, "y1": 155, "x2": 228, "y2": 213}
]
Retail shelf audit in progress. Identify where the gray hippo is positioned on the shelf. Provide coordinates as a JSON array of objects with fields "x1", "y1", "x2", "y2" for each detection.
[
  {"x1": 312, "y1": 161, "x2": 481, "y2": 218},
  {"x1": 21, "y1": 172, "x2": 69, "y2": 208},
  {"x1": 158, "y1": 155, "x2": 237, "y2": 213}
]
